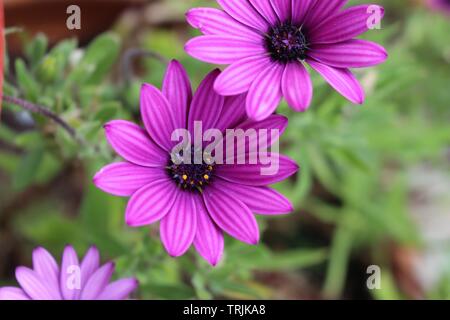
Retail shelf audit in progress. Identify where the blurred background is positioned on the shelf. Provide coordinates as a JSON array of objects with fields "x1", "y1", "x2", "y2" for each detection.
[{"x1": 1, "y1": 0, "x2": 449, "y2": 300}]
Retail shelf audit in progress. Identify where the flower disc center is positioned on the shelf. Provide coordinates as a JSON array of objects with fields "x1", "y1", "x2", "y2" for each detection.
[{"x1": 265, "y1": 23, "x2": 308, "y2": 63}]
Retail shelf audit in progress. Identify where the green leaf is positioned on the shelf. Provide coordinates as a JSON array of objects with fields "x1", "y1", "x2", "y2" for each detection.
[
  {"x1": 15, "y1": 59, "x2": 40, "y2": 101},
  {"x1": 12, "y1": 148, "x2": 44, "y2": 191}
]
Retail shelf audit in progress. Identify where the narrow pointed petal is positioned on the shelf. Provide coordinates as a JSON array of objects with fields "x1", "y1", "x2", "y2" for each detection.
[
  {"x1": 291, "y1": 0, "x2": 314, "y2": 25},
  {"x1": 309, "y1": 40, "x2": 388, "y2": 68},
  {"x1": 125, "y1": 178, "x2": 179, "y2": 227},
  {"x1": 16, "y1": 267, "x2": 56, "y2": 300},
  {"x1": 204, "y1": 186, "x2": 259, "y2": 245},
  {"x1": 96, "y1": 278, "x2": 138, "y2": 300},
  {"x1": 32, "y1": 247, "x2": 60, "y2": 299},
  {"x1": 249, "y1": 0, "x2": 279, "y2": 25},
  {"x1": 308, "y1": 59, "x2": 365, "y2": 104},
  {"x1": 0, "y1": 287, "x2": 30, "y2": 300},
  {"x1": 305, "y1": 0, "x2": 348, "y2": 27},
  {"x1": 80, "y1": 246, "x2": 100, "y2": 289},
  {"x1": 271, "y1": 0, "x2": 291, "y2": 22},
  {"x1": 80, "y1": 262, "x2": 114, "y2": 300},
  {"x1": 160, "y1": 192, "x2": 197, "y2": 257},
  {"x1": 93, "y1": 162, "x2": 166, "y2": 197},
  {"x1": 246, "y1": 63, "x2": 284, "y2": 121},
  {"x1": 215, "y1": 94, "x2": 248, "y2": 133},
  {"x1": 185, "y1": 35, "x2": 266, "y2": 65},
  {"x1": 104, "y1": 120, "x2": 167, "y2": 167},
  {"x1": 60, "y1": 245, "x2": 80, "y2": 300},
  {"x1": 281, "y1": 62, "x2": 313, "y2": 112},
  {"x1": 186, "y1": 8, "x2": 261, "y2": 42},
  {"x1": 217, "y1": 0, "x2": 268, "y2": 30},
  {"x1": 214, "y1": 55, "x2": 272, "y2": 96},
  {"x1": 194, "y1": 198, "x2": 224, "y2": 266}
]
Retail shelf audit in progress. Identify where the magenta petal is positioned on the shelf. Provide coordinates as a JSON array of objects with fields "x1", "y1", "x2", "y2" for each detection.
[
  {"x1": 217, "y1": 0, "x2": 268, "y2": 31},
  {"x1": 80, "y1": 262, "x2": 114, "y2": 300},
  {"x1": 213, "y1": 178, "x2": 293, "y2": 215},
  {"x1": 32, "y1": 247, "x2": 60, "y2": 299},
  {"x1": 281, "y1": 62, "x2": 313, "y2": 112},
  {"x1": 214, "y1": 55, "x2": 272, "y2": 96},
  {"x1": 0, "y1": 287, "x2": 30, "y2": 300},
  {"x1": 246, "y1": 63, "x2": 284, "y2": 121},
  {"x1": 79, "y1": 246, "x2": 100, "y2": 289},
  {"x1": 308, "y1": 59, "x2": 365, "y2": 104},
  {"x1": 93, "y1": 162, "x2": 166, "y2": 197},
  {"x1": 125, "y1": 178, "x2": 179, "y2": 227},
  {"x1": 16, "y1": 267, "x2": 57, "y2": 300},
  {"x1": 193, "y1": 198, "x2": 224, "y2": 266},
  {"x1": 96, "y1": 278, "x2": 138, "y2": 300},
  {"x1": 203, "y1": 185, "x2": 259, "y2": 245},
  {"x1": 104, "y1": 120, "x2": 167, "y2": 167},
  {"x1": 60, "y1": 245, "x2": 80, "y2": 300},
  {"x1": 185, "y1": 35, "x2": 266, "y2": 65},
  {"x1": 215, "y1": 94, "x2": 248, "y2": 133},
  {"x1": 271, "y1": 0, "x2": 291, "y2": 22},
  {"x1": 186, "y1": 7, "x2": 261, "y2": 42},
  {"x1": 162, "y1": 60, "x2": 192, "y2": 130},
  {"x1": 309, "y1": 40, "x2": 388, "y2": 68},
  {"x1": 305, "y1": 0, "x2": 348, "y2": 27},
  {"x1": 160, "y1": 192, "x2": 197, "y2": 257},
  {"x1": 249, "y1": 0, "x2": 279, "y2": 25},
  {"x1": 291, "y1": 0, "x2": 314, "y2": 25}
]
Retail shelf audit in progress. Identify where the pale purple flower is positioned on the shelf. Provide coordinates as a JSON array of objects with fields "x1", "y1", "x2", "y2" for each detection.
[
  {"x1": 0, "y1": 246, "x2": 138, "y2": 300},
  {"x1": 185, "y1": 0, "x2": 388, "y2": 120},
  {"x1": 93, "y1": 60, "x2": 298, "y2": 266},
  {"x1": 426, "y1": 0, "x2": 450, "y2": 15}
]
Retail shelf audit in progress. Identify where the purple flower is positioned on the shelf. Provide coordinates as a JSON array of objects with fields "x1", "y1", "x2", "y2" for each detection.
[
  {"x1": 426, "y1": 0, "x2": 450, "y2": 15},
  {"x1": 185, "y1": 0, "x2": 388, "y2": 120},
  {"x1": 93, "y1": 60, "x2": 298, "y2": 266},
  {"x1": 0, "y1": 246, "x2": 138, "y2": 300}
]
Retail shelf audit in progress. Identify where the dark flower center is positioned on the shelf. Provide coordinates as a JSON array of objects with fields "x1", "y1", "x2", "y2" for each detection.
[
  {"x1": 167, "y1": 146, "x2": 214, "y2": 193},
  {"x1": 265, "y1": 22, "x2": 309, "y2": 63}
]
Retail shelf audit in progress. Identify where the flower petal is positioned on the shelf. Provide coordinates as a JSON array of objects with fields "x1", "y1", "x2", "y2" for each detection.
[
  {"x1": 96, "y1": 278, "x2": 138, "y2": 300},
  {"x1": 281, "y1": 62, "x2": 313, "y2": 112},
  {"x1": 291, "y1": 0, "x2": 315, "y2": 25},
  {"x1": 214, "y1": 55, "x2": 272, "y2": 96},
  {"x1": 271, "y1": 0, "x2": 292, "y2": 22},
  {"x1": 80, "y1": 262, "x2": 114, "y2": 300},
  {"x1": 249, "y1": 0, "x2": 279, "y2": 25},
  {"x1": 304, "y1": 0, "x2": 348, "y2": 27},
  {"x1": 246, "y1": 63, "x2": 284, "y2": 121},
  {"x1": 16, "y1": 267, "x2": 56, "y2": 300},
  {"x1": 217, "y1": 0, "x2": 268, "y2": 30},
  {"x1": 309, "y1": 39, "x2": 388, "y2": 68},
  {"x1": 215, "y1": 94, "x2": 248, "y2": 133},
  {"x1": 80, "y1": 246, "x2": 100, "y2": 289},
  {"x1": 104, "y1": 120, "x2": 167, "y2": 167},
  {"x1": 203, "y1": 185, "x2": 259, "y2": 245},
  {"x1": 308, "y1": 59, "x2": 365, "y2": 104},
  {"x1": 125, "y1": 178, "x2": 179, "y2": 227},
  {"x1": 93, "y1": 162, "x2": 166, "y2": 197},
  {"x1": 60, "y1": 245, "x2": 80, "y2": 300},
  {"x1": 32, "y1": 247, "x2": 60, "y2": 299},
  {"x1": 0, "y1": 287, "x2": 30, "y2": 300},
  {"x1": 193, "y1": 198, "x2": 224, "y2": 266},
  {"x1": 185, "y1": 35, "x2": 266, "y2": 65},
  {"x1": 160, "y1": 191, "x2": 198, "y2": 257}
]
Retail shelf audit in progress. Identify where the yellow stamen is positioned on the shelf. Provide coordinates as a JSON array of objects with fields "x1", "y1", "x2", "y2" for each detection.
[
  {"x1": 182, "y1": 174, "x2": 188, "y2": 181},
  {"x1": 203, "y1": 174, "x2": 209, "y2": 180}
]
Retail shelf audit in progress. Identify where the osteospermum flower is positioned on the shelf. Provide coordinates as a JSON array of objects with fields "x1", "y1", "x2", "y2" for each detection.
[
  {"x1": 185, "y1": 0, "x2": 388, "y2": 120},
  {"x1": 93, "y1": 60, "x2": 298, "y2": 266},
  {"x1": 0, "y1": 246, "x2": 138, "y2": 300}
]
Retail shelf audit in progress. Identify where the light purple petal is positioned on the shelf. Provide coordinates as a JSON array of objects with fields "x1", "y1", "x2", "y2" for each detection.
[
  {"x1": 60, "y1": 245, "x2": 80, "y2": 300},
  {"x1": 125, "y1": 178, "x2": 179, "y2": 227},
  {"x1": 308, "y1": 59, "x2": 365, "y2": 104},
  {"x1": 93, "y1": 162, "x2": 166, "y2": 197},
  {"x1": 246, "y1": 63, "x2": 284, "y2": 121},
  {"x1": 214, "y1": 178, "x2": 293, "y2": 215},
  {"x1": 215, "y1": 94, "x2": 248, "y2": 133},
  {"x1": 214, "y1": 55, "x2": 272, "y2": 96},
  {"x1": 304, "y1": 0, "x2": 348, "y2": 27},
  {"x1": 193, "y1": 198, "x2": 224, "y2": 266},
  {"x1": 0, "y1": 287, "x2": 30, "y2": 300},
  {"x1": 249, "y1": 0, "x2": 279, "y2": 25},
  {"x1": 32, "y1": 247, "x2": 61, "y2": 299},
  {"x1": 79, "y1": 246, "x2": 100, "y2": 290},
  {"x1": 309, "y1": 39, "x2": 388, "y2": 68},
  {"x1": 96, "y1": 278, "x2": 138, "y2": 300},
  {"x1": 185, "y1": 35, "x2": 266, "y2": 65},
  {"x1": 80, "y1": 262, "x2": 114, "y2": 300},
  {"x1": 160, "y1": 191, "x2": 197, "y2": 257},
  {"x1": 162, "y1": 60, "x2": 192, "y2": 130},
  {"x1": 217, "y1": 0, "x2": 268, "y2": 31},
  {"x1": 16, "y1": 267, "x2": 57, "y2": 300},
  {"x1": 271, "y1": 0, "x2": 292, "y2": 22},
  {"x1": 186, "y1": 7, "x2": 261, "y2": 42},
  {"x1": 291, "y1": 0, "x2": 314, "y2": 25},
  {"x1": 281, "y1": 62, "x2": 313, "y2": 112},
  {"x1": 203, "y1": 185, "x2": 259, "y2": 245},
  {"x1": 104, "y1": 120, "x2": 167, "y2": 167}
]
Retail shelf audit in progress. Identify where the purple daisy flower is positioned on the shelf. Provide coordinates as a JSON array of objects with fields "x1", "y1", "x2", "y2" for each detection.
[
  {"x1": 426, "y1": 0, "x2": 450, "y2": 15},
  {"x1": 185, "y1": 0, "x2": 388, "y2": 120},
  {"x1": 0, "y1": 246, "x2": 138, "y2": 300},
  {"x1": 93, "y1": 60, "x2": 298, "y2": 266}
]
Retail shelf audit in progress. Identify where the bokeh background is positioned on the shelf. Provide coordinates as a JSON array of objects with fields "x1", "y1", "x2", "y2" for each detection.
[{"x1": 1, "y1": 0, "x2": 449, "y2": 300}]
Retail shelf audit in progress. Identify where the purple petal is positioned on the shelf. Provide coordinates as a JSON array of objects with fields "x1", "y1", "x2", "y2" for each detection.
[
  {"x1": 104, "y1": 120, "x2": 167, "y2": 167},
  {"x1": 0, "y1": 287, "x2": 30, "y2": 300},
  {"x1": 281, "y1": 62, "x2": 313, "y2": 112},
  {"x1": 213, "y1": 178, "x2": 293, "y2": 215},
  {"x1": 217, "y1": 0, "x2": 268, "y2": 30},
  {"x1": 291, "y1": 0, "x2": 315, "y2": 25},
  {"x1": 203, "y1": 185, "x2": 259, "y2": 245},
  {"x1": 309, "y1": 39, "x2": 388, "y2": 68},
  {"x1": 185, "y1": 35, "x2": 266, "y2": 65},
  {"x1": 93, "y1": 162, "x2": 166, "y2": 197},
  {"x1": 271, "y1": 0, "x2": 292, "y2": 22},
  {"x1": 125, "y1": 178, "x2": 179, "y2": 227},
  {"x1": 246, "y1": 63, "x2": 284, "y2": 121},
  {"x1": 162, "y1": 60, "x2": 192, "y2": 130},
  {"x1": 308, "y1": 59, "x2": 364, "y2": 104},
  {"x1": 96, "y1": 278, "x2": 138, "y2": 300},
  {"x1": 16, "y1": 267, "x2": 57, "y2": 300},
  {"x1": 32, "y1": 247, "x2": 60, "y2": 299},
  {"x1": 186, "y1": 7, "x2": 261, "y2": 42},
  {"x1": 214, "y1": 55, "x2": 272, "y2": 96},
  {"x1": 160, "y1": 192, "x2": 198, "y2": 257},
  {"x1": 249, "y1": 0, "x2": 279, "y2": 25},
  {"x1": 80, "y1": 262, "x2": 114, "y2": 300},
  {"x1": 193, "y1": 198, "x2": 224, "y2": 266},
  {"x1": 60, "y1": 245, "x2": 80, "y2": 300},
  {"x1": 79, "y1": 246, "x2": 100, "y2": 290},
  {"x1": 215, "y1": 94, "x2": 248, "y2": 133},
  {"x1": 304, "y1": 0, "x2": 348, "y2": 27}
]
